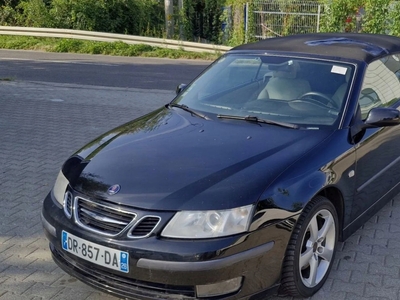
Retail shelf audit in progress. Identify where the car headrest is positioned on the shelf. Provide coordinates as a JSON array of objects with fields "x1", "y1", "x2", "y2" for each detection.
[{"x1": 269, "y1": 61, "x2": 300, "y2": 79}]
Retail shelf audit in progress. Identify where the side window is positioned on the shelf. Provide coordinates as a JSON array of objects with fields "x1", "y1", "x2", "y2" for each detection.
[{"x1": 359, "y1": 55, "x2": 400, "y2": 119}]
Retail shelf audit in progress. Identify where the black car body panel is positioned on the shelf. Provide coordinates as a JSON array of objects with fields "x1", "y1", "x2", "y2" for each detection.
[
  {"x1": 42, "y1": 191, "x2": 289, "y2": 299},
  {"x1": 42, "y1": 33, "x2": 400, "y2": 299},
  {"x1": 69, "y1": 108, "x2": 335, "y2": 211}
]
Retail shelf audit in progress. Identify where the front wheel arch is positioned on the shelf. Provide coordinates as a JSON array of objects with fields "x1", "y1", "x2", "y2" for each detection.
[
  {"x1": 279, "y1": 195, "x2": 339, "y2": 298},
  {"x1": 318, "y1": 186, "x2": 345, "y2": 242}
]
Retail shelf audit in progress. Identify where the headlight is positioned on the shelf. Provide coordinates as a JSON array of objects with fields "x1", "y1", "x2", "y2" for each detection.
[
  {"x1": 161, "y1": 205, "x2": 253, "y2": 239},
  {"x1": 51, "y1": 170, "x2": 69, "y2": 206}
]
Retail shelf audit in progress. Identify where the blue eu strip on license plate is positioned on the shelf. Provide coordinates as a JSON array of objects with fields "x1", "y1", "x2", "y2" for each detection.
[{"x1": 61, "y1": 230, "x2": 129, "y2": 273}]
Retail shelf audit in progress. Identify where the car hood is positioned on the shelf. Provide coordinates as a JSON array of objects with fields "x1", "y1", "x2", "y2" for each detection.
[{"x1": 69, "y1": 107, "x2": 333, "y2": 211}]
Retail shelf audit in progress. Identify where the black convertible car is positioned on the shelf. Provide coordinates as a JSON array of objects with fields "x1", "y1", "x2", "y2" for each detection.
[{"x1": 42, "y1": 33, "x2": 400, "y2": 299}]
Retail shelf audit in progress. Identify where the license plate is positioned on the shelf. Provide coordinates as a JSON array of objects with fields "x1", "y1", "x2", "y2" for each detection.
[{"x1": 61, "y1": 230, "x2": 129, "y2": 273}]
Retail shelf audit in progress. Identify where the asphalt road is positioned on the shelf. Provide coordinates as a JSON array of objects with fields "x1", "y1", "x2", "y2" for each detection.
[
  {"x1": 0, "y1": 50, "x2": 210, "y2": 90},
  {"x1": 1, "y1": 50, "x2": 400, "y2": 300}
]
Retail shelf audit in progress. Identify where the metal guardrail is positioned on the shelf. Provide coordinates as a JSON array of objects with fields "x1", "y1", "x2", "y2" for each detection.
[{"x1": 0, "y1": 26, "x2": 232, "y2": 53}]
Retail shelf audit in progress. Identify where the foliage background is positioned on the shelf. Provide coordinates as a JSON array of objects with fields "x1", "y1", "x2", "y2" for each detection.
[
  {"x1": 0, "y1": 0, "x2": 164, "y2": 36},
  {"x1": 2, "y1": 0, "x2": 400, "y2": 47}
]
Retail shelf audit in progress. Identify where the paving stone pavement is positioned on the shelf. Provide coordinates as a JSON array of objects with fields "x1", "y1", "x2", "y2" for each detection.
[{"x1": 1, "y1": 80, "x2": 400, "y2": 300}]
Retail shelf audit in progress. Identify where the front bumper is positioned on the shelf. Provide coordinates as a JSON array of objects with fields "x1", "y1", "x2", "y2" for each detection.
[{"x1": 42, "y1": 192, "x2": 289, "y2": 299}]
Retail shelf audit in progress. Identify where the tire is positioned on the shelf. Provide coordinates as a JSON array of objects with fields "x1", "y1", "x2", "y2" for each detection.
[{"x1": 280, "y1": 196, "x2": 338, "y2": 297}]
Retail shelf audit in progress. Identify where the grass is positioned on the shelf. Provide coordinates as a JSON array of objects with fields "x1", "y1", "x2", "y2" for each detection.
[
  {"x1": 0, "y1": 77, "x2": 15, "y2": 81},
  {"x1": 0, "y1": 35, "x2": 221, "y2": 60}
]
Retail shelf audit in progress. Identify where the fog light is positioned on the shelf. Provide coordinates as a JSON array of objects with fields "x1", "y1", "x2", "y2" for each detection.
[{"x1": 196, "y1": 277, "x2": 242, "y2": 298}]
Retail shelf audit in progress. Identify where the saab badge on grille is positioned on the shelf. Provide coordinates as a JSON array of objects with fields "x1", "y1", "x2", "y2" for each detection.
[{"x1": 107, "y1": 184, "x2": 121, "y2": 195}]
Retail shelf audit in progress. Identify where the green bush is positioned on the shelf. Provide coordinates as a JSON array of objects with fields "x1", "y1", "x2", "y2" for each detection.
[
  {"x1": 0, "y1": 0, "x2": 164, "y2": 37},
  {"x1": 224, "y1": 0, "x2": 247, "y2": 46},
  {"x1": 320, "y1": 0, "x2": 363, "y2": 33},
  {"x1": 320, "y1": 0, "x2": 400, "y2": 36},
  {"x1": 16, "y1": 0, "x2": 52, "y2": 27},
  {"x1": 362, "y1": 0, "x2": 391, "y2": 34},
  {"x1": 0, "y1": 0, "x2": 17, "y2": 25},
  {"x1": 181, "y1": 0, "x2": 226, "y2": 44},
  {"x1": 389, "y1": 2, "x2": 400, "y2": 36},
  {"x1": 49, "y1": 0, "x2": 164, "y2": 36}
]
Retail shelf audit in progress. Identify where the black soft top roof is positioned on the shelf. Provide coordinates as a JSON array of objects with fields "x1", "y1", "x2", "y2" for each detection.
[{"x1": 231, "y1": 33, "x2": 400, "y2": 62}]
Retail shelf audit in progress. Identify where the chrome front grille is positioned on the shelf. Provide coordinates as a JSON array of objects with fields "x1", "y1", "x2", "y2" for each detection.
[
  {"x1": 129, "y1": 216, "x2": 161, "y2": 238},
  {"x1": 63, "y1": 191, "x2": 73, "y2": 219},
  {"x1": 75, "y1": 197, "x2": 136, "y2": 236}
]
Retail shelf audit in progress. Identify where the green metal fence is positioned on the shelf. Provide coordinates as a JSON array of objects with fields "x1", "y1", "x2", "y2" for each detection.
[{"x1": 250, "y1": 0, "x2": 324, "y2": 39}]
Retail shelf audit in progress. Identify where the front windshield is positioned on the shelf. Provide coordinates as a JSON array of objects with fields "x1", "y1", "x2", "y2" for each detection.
[{"x1": 174, "y1": 54, "x2": 355, "y2": 129}]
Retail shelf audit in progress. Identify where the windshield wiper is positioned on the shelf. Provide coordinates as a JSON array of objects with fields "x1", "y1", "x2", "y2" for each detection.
[
  {"x1": 168, "y1": 103, "x2": 209, "y2": 120},
  {"x1": 217, "y1": 114, "x2": 299, "y2": 129}
]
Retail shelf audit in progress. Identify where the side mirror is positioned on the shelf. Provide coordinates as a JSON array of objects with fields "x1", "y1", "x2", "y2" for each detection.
[
  {"x1": 176, "y1": 83, "x2": 187, "y2": 95},
  {"x1": 350, "y1": 107, "x2": 400, "y2": 144},
  {"x1": 364, "y1": 107, "x2": 400, "y2": 128}
]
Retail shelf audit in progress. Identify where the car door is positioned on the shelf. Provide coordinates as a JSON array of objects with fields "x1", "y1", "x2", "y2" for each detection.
[{"x1": 352, "y1": 54, "x2": 400, "y2": 219}]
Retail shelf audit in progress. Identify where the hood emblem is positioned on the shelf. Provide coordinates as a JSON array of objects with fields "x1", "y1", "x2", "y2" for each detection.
[{"x1": 107, "y1": 184, "x2": 121, "y2": 195}]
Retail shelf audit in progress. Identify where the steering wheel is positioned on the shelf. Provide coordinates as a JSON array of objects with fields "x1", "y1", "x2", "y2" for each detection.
[{"x1": 299, "y1": 91, "x2": 338, "y2": 108}]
